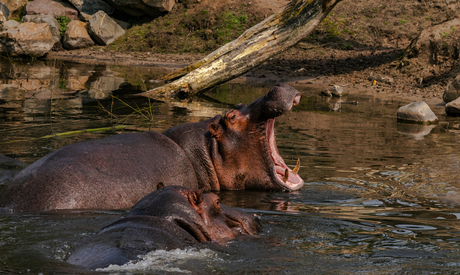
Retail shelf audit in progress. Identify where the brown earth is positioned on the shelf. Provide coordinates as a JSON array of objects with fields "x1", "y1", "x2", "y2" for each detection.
[{"x1": 46, "y1": 0, "x2": 460, "y2": 104}]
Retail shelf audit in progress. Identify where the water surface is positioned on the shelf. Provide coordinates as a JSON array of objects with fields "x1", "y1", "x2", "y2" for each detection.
[{"x1": 1, "y1": 58, "x2": 460, "y2": 274}]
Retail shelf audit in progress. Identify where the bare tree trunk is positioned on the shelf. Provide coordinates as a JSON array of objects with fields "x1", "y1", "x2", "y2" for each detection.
[{"x1": 139, "y1": 0, "x2": 343, "y2": 101}]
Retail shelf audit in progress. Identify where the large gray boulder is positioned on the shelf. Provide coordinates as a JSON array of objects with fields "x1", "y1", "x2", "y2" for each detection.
[
  {"x1": 397, "y1": 101, "x2": 438, "y2": 124},
  {"x1": 24, "y1": 0, "x2": 79, "y2": 20},
  {"x1": 1, "y1": 0, "x2": 28, "y2": 18},
  {"x1": 0, "y1": 3, "x2": 10, "y2": 23},
  {"x1": 62, "y1": 20, "x2": 94, "y2": 50},
  {"x1": 87, "y1": 11, "x2": 125, "y2": 46},
  {"x1": 22, "y1": 15, "x2": 61, "y2": 45},
  {"x1": 68, "y1": 0, "x2": 115, "y2": 21},
  {"x1": 443, "y1": 75, "x2": 460, "y2": 103},
  {"x1": 446, "y1": 97, "x2": 460, "y2": 117},
  {"x1": 105, "y1": 0, "x2": 175, "y2": 16},
  {"x1": 0, "y1": 22, "x2": 54, "y2": 57}
]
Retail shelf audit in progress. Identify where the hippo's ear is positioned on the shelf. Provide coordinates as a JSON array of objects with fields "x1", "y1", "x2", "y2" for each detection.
[
  {"x1": 209, "y1": 122, "x2": 224, "y2": 138},
  {"x1": 194, "y1": 188, "x2": 204, "y2": 205}
]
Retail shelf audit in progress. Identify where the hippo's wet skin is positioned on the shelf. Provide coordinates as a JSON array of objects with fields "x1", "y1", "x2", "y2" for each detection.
[
  {"x1": 0, "y1": 83, "x2": 304, "y2": 211},
  {"x1": 67, "y1": 186, "x2": 261, "y2": 270}
]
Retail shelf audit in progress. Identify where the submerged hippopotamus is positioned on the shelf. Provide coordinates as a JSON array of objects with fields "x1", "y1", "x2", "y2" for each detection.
[
  {"x1": 67, "y1": 185, "x2": 261, "y2": 270},
  {"x1": 0, "y1": 83, "x2": 304, "y2": 211}
]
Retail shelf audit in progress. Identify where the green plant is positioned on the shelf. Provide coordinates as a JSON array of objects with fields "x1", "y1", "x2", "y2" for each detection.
[
  {"x1": 56, "y1": 16, "x2": 71, "y2": 36},
  {"x1": 58, "y1": 78, "x2": 68, "y2": 90},
  {"x1": 213, "y1": 11, "x2": 248, "y2": 43},
  {"x1": 323, "y1": 17, "x2": 342, "y2": 38},
  {"x1": 442, "y1": 32, "x2": 449, "y2": 37},
  {"x1": 10, "y1": 5, "x2": 25, "y2": 22},
  {"x1": 341, "y1": 44, "x2": 352, "y2": 50}
]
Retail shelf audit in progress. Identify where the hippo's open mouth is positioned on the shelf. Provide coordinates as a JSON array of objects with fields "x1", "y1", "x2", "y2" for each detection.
[{"x1": 266, "y1": 119, "x2": 304, "y2": 191}]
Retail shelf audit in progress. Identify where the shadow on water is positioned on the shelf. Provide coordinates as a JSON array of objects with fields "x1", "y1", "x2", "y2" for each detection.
[{"x1": 1, "y1": 59, "x2": 460, "y2": 273}]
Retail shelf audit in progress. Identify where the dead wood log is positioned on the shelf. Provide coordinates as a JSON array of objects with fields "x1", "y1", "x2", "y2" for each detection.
[{"x1": 139, "y1": 0, "x2": 343, "y2": 101}]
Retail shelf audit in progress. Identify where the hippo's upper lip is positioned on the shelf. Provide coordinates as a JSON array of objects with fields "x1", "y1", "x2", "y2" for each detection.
[{"x1": 266, "y1": 119, "x2": 304, "y2": 191}]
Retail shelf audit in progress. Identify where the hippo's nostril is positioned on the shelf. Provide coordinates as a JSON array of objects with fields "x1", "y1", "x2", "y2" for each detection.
[{"x1": 293, "y1": 94, "x2": 302, "y2": 107}]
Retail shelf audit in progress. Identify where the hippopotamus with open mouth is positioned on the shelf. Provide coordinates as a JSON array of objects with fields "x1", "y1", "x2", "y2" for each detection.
[
  {"x1": 0, "y1": 83, "x2": 304, "y2": 211},
  {"x1": 67, "y1": 185, "x2": 261, "y2": 270}
]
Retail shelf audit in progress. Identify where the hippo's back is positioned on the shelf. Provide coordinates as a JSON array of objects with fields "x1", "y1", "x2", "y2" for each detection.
[
  {"x1": 0, "y1": 131, "x2": 198, "y2": 211},
  {"x1": 67, "y1": 216, "x2": 198, "y2": 269}
]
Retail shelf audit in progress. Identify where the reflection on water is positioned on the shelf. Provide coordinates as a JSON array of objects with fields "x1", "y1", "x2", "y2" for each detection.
[{"x1": 1, "y1": 58, "x2": 460, "y2": 273}]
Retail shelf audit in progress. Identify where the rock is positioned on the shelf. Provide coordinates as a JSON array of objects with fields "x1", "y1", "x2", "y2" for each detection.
[
  {"x1": 24, "y1": 0, "x2": 79, "y2": 20},
  {"x1": 2, "y1": 20, "x2": 20, "y2": 30},
  {"x1": 368, "y1": 73, "x2": 393, "y2": 85},
  {"x1": 397, "y1": 101, "x2": 438, "y2": 124},
  {"x1": 446, "y1": 97, "x2": 460, "y2": 117},
  {"x1": 106, "y1": 0, "x2": 174, "y2": 16},
  {"x1": 144, "y1": 0, "x2": 175, "y2": 12},
  {"x1": 443, "y1": 75, "x2": 460, "y2": 103},
  {"x1": 321, "y1": 85, "x2": 344, "y2": 97},
  {"x1": 62, "y1": 20, "x2": 94, "y2": 50},
  {"x1": 87, "y1": 11, "x2": 125, "y2": 46},
  {"x1": 22, "y1": 15, "x2": 61, "y2": 45},
  {"x1": 0, "y1": 3, "x2": 10, "y2": 23},
  {"x1": 1, "y1": 0, "x2": 28, "y2": 18},
  {"x1": 0, "y1": 22, "x2": 54, "y2": 57},
  {"x1": 67, "y1": 0, "x2": 115, "y2": 21}
]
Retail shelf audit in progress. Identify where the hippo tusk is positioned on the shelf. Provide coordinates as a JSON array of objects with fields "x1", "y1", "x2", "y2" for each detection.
[
  {"x1": 282, "y1": 168, "x2": 289, "y2": 182},
  {"x1": 292, "y1": 159, "x2": 300, "y2": 175}
]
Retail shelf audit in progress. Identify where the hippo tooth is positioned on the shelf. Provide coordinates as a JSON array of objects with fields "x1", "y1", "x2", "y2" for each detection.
[
  {"x1": 282, "y1": 168, "x2": 289, "y2": 182},
  {"x1": 292, "y1": 159, "x2": 300, "y2": 175}
]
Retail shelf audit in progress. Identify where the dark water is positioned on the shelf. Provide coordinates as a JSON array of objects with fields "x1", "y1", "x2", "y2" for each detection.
[{"x1": 1, "y1": 58, "x2": 460, "y2": 274}]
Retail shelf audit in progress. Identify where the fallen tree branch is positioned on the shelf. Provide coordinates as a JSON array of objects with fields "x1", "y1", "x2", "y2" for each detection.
[{"x1": 139, "y1": 0, "x2": 343, "y2": 101}]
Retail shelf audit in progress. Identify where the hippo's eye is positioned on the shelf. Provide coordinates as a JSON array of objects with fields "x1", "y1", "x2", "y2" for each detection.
[
  {"x1": 215, "y1": 199, "x2": 222, "y2": 211},
  {"x1": 228, "y1": 114, "x2": 236, "y2": 123}
]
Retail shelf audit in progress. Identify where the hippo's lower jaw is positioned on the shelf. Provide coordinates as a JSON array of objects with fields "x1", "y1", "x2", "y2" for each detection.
[{"x1": 267, "y1": 119, "x2": 304, "y2": 191}]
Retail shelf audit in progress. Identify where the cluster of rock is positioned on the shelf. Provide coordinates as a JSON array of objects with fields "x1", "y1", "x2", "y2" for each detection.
[
  {"x1": 395, "y1": 74, "x2": 460, "y2": 124},
  {"x1": 0, "y1": 0, "x2": 175, "y2": 57}
]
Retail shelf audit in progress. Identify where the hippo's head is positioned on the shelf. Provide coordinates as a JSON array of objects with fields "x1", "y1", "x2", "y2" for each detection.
[
  {"x1": 67, "y1": 185, "x2": 260, "y2": 270},
  {"x1": 208, "y1": 83, "x2": 304, "y2": 191},
  {"x1": 127, "y1": 185, "x2": 261, "y2": 243}
]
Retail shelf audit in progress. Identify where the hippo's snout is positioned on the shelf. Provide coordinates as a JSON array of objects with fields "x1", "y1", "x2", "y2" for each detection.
[{"x1": 247, "y1": 83, "x2": 302, "y2": 122}]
